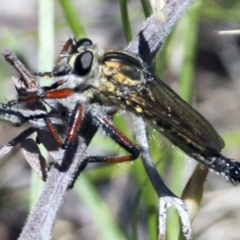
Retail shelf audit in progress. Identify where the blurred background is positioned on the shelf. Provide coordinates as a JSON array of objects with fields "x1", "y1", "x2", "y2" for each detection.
[{"x1": 0, "y1": 0, "x2": 240, "y2": 239}]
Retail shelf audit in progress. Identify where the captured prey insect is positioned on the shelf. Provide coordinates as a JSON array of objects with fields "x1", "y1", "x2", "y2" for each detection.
[
  {"x1": 3, "y1": 37, "x2": 240, "y2": 183},
  {"x1": 0, "y1": 50, "x2": 74, "y2": 180}
]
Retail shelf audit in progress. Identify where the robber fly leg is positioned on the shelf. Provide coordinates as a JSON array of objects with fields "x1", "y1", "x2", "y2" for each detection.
[
  {"x1": 43, "y1": 102, "x2": 84, "y2": 150},
  {"x1": 76, "y1": 115, "x2": 140, "y2": 176},
  {"x1": 70, "y1": 115, "x2": 140, "y2": 188},
  {"x1": 5, "y1": 88, "x2": 75, "y2": 108},
  {"x1": 38, "y1": 102, "x2": 85, "y2": 173},
  {"x1": 85, "y1": 115, "x2": 139, "y2": 164}
]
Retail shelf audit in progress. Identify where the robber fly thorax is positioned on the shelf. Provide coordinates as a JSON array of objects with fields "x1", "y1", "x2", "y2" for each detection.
[{"x1": 45, "y1": 38, "x2": 148, "y2": 114}]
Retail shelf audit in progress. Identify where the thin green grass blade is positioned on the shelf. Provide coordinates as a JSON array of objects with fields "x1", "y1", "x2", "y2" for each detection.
[
  {"x1": 75, "y1": 175, "x2": 127, "y2": 240},
  {"x1": 140, "y1": 0, "x2": 152, "y2": 18},
  {"x1": 119, "y1": 0, "x2": 133, "y2": 43},
  {"x1": 58, "y1": 0, "x2": 85, "y2": 38}
]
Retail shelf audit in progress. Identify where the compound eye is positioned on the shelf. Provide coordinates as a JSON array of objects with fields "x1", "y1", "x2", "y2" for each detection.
[
  {"x1": 76, "y1": 38, "x2": 93, "y2": 48},
  {"x1": 74, "y1": 51, "x2": 93, "y2": 76}
]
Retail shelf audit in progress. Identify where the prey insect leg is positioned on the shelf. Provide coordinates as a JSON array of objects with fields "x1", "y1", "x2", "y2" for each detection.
[
  {"x1": 0, "y1": 127, "x2": 36, "y2": 158},
  {"x1": 2, "y1": 50, "x2": 74, "y2": 107},
  {"x1": 0, "y1": 105, "x2": 47, "y2": 127},
  {"x1": 0, "y1": 126, "x2": 49, "y2": 180},
  {"x1": 3, "y1": 50, "x2": 37, "y2": 90}
]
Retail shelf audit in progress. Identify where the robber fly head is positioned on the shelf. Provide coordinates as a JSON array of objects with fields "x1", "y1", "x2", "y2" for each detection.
[
  {"x1": 53, "y1": 38, "x2": 93, "y2": 76},
  {"x1": 53, "y1": 37, "x2": 109, "y2": 80},
  {"x1": 52, "y1": 38, "x2": 107, "y2": 94}
]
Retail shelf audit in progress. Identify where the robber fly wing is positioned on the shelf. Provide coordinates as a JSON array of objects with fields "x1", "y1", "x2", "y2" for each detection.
[
  {"x1": 101, "y1": 51, "x2": 224, "y2": 154},
  {"x1": 135, "y1": 74, "x2": 225, "y2": 153}
]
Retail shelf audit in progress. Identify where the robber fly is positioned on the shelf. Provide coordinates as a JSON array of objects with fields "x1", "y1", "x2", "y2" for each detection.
[{"x1": 4, "y1": 37, "x2": 240, "y2": 183}]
